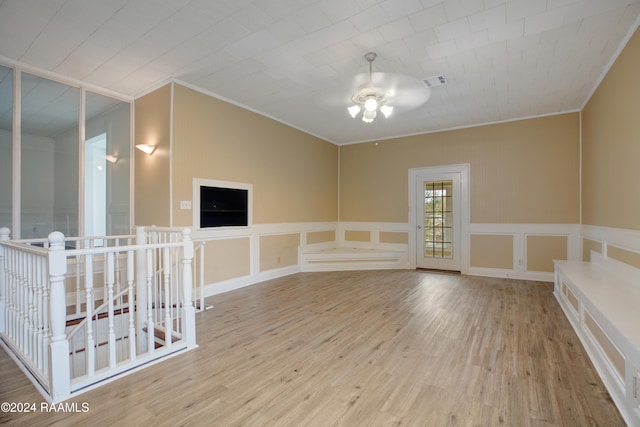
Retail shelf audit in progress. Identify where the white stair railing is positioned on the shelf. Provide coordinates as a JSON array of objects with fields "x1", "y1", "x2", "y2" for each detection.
[
  {"x1": 139, "y1": 226, "x2": 209, "y2": 312},
  {"x1": 0, "y1": 226, "x2": 196, "y2": 403},
  {"x1": 194, "y1": 241, "x2": 210, "y2": 312},
  {"x1": 0, "y1": 227, "x2": 51, "y2": 388}
]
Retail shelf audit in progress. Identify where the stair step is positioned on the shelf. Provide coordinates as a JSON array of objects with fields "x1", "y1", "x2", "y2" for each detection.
[
  {"x1": 70, "y1": 335, "x2": 129, "y2": 355},
  {"x1": 70, "y1": 326, "x2": 177, "y2": 354},
  {"x1": 66, "y1": 306, "x2": 130, "y2": 327},
  {"x1": 142, "y1": 326, "x2": 181, "y2": 349}
]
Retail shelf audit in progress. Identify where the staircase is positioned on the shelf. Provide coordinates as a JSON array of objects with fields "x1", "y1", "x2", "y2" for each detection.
[{"x1": 0, "y1": 226, "x2": 197, "y2": 403}]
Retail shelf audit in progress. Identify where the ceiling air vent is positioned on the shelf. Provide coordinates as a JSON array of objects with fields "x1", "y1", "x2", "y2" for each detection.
[{"x1": 423, "y1": 75, "x2": 448, "y2": 88}]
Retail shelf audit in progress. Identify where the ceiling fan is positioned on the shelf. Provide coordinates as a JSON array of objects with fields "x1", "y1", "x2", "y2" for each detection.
[{"x1": 346, "y1": 52, "x2": 434, "y2": 124}]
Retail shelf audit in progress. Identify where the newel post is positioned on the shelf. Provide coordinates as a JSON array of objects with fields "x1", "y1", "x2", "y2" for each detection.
[
  {"x1": 0, "y1": 227, "x2": 10, "y2": 335},
  {"x1": 135, "y1": 226, "x2": 148, "y2": 353},
  {"x1": 181, "y1": 228, "x2": 196, "y2": 347},
  {"x1": 47, "y1": 231, "x2": 70, "y2": 401}
]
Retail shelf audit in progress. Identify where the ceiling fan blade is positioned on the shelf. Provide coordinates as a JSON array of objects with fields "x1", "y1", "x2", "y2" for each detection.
[
  {"x1": 314, "y1": 85, "x2": 355, "y2": 109},
  {"x1": 370, "y1": 72, "x2": 431, "y2": 109},
  {"x1": 315, "y1": 70, "x2": 431, "y2": 112},
  {"x1": 314, "y1": 73, "x2": 372, "y2": 109}
]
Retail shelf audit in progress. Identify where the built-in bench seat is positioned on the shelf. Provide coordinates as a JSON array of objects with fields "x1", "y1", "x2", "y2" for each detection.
[
  {"x1": 554, "y1": 253, "x2": 640, "y2": 426},
  {"x1": 299, "y1": 246, "x2": 408, "y2": 272}
]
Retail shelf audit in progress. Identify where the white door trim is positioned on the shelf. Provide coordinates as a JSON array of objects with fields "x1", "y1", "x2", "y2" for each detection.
[
  {"x1": 416, "y1": 172, "x2": 461, "y2": 270},
  {"x1": 408, "y1": 164, "x2": 470, "y2": 272}
]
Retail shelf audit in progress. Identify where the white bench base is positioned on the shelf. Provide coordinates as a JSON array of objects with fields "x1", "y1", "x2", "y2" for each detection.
[
  {"x1": 554, "y1": 253, "x2": 640, "y2": 426},
  {"x1": 299, "y1": 246, "x2": 408, "y2": 272}
]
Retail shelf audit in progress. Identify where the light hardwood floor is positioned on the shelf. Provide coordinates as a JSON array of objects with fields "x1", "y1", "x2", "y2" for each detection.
[{"x1": 0, "y1": 270, "x2": 626, "y2": 426}]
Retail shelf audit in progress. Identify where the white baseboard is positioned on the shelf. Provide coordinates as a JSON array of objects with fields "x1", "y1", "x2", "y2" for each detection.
[
  {"x1": 466, "y1": 267, "x2": 554, "y2": 282},
  {"x1": 202, "y1": 265, "x2": 299, "y2": 297},
  {"x1": 194, "y1": 221, "x2": 578, "y2": 298}
]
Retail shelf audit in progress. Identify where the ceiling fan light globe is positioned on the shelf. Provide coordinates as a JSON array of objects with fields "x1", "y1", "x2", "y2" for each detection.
[
  {"x1": 348, "y1": 105, "x2": 361, "y2": 118},
  {"x1": 364, "y1": 97, "x2": 378, "y2": 112},
  {"x1": 362, "y1": 109, "x2": 377, "y2": 123},
  {"x1": 380, "y1": 105, "x2": 393, "y2": 118}
]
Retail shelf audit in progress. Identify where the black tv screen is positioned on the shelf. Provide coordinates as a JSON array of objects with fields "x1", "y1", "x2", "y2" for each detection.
[{"x1": 199, "y1": 186, "x2": 248, "y2": 228}]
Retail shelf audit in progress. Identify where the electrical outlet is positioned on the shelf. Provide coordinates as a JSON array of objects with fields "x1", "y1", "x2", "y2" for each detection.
[{"x1": 180, "y1": 200, "x2": 192, "y2": 210}]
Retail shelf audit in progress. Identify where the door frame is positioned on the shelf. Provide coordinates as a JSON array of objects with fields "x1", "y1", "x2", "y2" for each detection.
[
  {"x1": 416, "y1": 172, "x2": 460, "y2": 271},
  {"x1": 408, "y1": 164, "x2": 470, "y2": 271}
]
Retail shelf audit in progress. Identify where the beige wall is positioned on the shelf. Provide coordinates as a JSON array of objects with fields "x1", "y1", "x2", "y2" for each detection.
[
  {"x1": 340, "y1": 113, "x2": 580, "y2": 224},
  {"x1": 470, "y1": 234, "x2": 513, "y2": 269},
  {"x1": 135, "y1": 83, "x2": 339, "y2": 286},
  {"x1": 380, "y1": 232, "x2": 408, "y2": 245},
  {"x1": 260, "y1": 234, "x2": 300, "y2": 271},
  {"x1": 203, "y1": 238, "x2": 250, "y2": 283},
  {"x1": 582, "y1": 28, "x2": 640, "y2": 230},
  {"x1": 134, "y1": 84, "x2": 171, "y2": 227},
  {"x1": 526, "y1": 235, "x2": 567, "y2": 273},
  {"x1": 307, "y1": 230, "x2": 335, "y2": 244},
  {"x1": 344, "y1": 230, "x2": 370, "y2": 242},
  {"x1": 171, "y1": 84, "x2": 338, "y2": 226},
  {"x1": 582, "y1": 238, "x2": 602, "y2": 262},
  {"x1": 607, "y1": 245, "x2": 640, "y2": 270}
]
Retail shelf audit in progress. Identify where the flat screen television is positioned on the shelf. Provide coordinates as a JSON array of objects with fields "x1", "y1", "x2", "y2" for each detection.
[{"x1": 199, "y1": 186, "x2": 248, "y2": 228}]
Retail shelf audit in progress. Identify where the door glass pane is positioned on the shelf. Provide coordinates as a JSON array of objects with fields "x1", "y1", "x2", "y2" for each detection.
[
  {"x1": 0, "y1": 66, "x2": 12, "y2": 231},
  {"x1": 423, "y1": 180, "x2": 453, "y2": 259},
  {"x1": 21, "y1": 73, "x2": 79, "y2": 239},
  {"x1": 85, "y1": 92, "x2": 131, "y2": 236}
]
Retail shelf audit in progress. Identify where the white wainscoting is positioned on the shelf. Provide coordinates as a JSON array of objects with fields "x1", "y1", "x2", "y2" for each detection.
[
  {"x1": 193, "y1": 222, "x2": 338, "y2": 297},
  {"x1": 467, "y1": 223, "x2": 581, "y2": 282},
  {"x1": 581, "y1": 224, "x2": 640, "y2": 257},
  {"x1": 298, "y1": 222, "x2": 410, "y2": 272},
  {"x1": 337, "y1": 221, "x2": 409, "y2": 252},
  {"x1": 194, "y1": 222, "x2": 585, "y2": 297}
]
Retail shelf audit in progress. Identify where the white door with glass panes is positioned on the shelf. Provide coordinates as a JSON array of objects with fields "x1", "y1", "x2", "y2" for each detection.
[{"x1": 416, "y1": 173, "x2": 461, "y2": 271}]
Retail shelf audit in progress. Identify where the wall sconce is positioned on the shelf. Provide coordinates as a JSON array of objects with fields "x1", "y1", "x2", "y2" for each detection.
[
  {"x1": 136, "y1": 144, "x2": 156, "y2": 155},
  {"x1": 105, "y1": 154, "x2": 118, "y2": 164}
]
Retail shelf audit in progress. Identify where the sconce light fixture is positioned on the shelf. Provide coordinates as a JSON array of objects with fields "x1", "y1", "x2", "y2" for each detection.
[
  {"x1": 105, "y1": 154, "x2": 118, "y2": 164},
  {"x1": 136, "y1": 144, "x2": 156, "y2": 155}
]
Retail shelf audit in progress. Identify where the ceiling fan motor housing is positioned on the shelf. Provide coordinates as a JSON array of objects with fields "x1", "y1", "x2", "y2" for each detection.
[{"x1": 351, "y1": 87, "x2": 390, "y2": 107}]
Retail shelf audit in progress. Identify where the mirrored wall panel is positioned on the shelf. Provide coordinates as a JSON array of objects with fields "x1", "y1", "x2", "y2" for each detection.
[
  {"x1": 85, "y1": 91, "x2": 131, "y2": 236},
  {"x1": 3, "y1": 66, "x2": 131, "y2": 240},
  {"x1": 0, "y1": 65, "x2": 12, "y2": 231},
  {"x1": 20, "y1": 73, "x2": 80, "y2": 239}
]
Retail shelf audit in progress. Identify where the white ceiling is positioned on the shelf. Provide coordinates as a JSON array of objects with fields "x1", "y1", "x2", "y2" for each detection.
[{"x1": 1, "y1": 0, "x2": 639, "y2": 145}]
